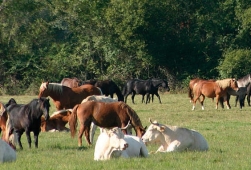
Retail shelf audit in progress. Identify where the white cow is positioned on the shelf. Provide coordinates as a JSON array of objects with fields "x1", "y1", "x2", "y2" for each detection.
[
  {"x1": 142, "y1": 119, "x2": 209, "y2": 153},
  {"x1": 94, "y1": 127, "x2": 128, "y2": 160},
  {"x1": 0, "y1": 139, "x2": 16, "y2": 163},
  {"x1": 94, "y1": 127, "x2": 148, "y2": 161},
  {"x1": 81, "y1": 95, "x2": 132, "y2": 144}
]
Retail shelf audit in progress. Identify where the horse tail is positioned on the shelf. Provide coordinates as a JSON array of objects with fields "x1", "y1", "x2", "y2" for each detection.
[
  {"x1": 188, "y1": 86, "x2": 193, "y2": 101},
  {"x1": 69, "y1": 104, "x2": 79, "y2": 138}
]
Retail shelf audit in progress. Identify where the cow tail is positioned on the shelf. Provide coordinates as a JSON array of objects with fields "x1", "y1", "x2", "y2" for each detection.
[{"x1": 69, "y1": 104, "x2": 79, "y2": 138}]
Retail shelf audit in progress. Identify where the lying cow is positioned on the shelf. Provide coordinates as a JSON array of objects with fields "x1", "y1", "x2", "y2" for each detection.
[
  {"x1": 142, "y1": 119, "x2": 209, "y2": 153},
  {"x1": 41, "y1": 109, "x2": 72, "y2": 132},
  {"x1": 94, "y1": 127, "x2": 148, "y2": 161},
  {"x1": 0, "y1": 139, "x2": 16, "y2": 163}
]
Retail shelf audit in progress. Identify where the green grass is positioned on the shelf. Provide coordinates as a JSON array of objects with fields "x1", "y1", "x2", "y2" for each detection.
[{"x1": 1, "y1": 94, "x2": 251, "y2": 169}]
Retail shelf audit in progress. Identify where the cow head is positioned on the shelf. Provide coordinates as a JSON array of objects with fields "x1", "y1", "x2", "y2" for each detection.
[
  {"x1": 104, "y1": 127, "x2": 128, "y2": 151},
  {"x1": 142, "y1": 119, "x2": 165, "y2": 144}
]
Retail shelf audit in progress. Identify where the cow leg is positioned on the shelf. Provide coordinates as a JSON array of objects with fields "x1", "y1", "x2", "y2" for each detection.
[
  {"x1": 166, "y1": 140, "x2": 181, "y2": 152},
  {"x1": 16, "y1": 131, "x2": 23, "y2": 150},
  {"x1": 25, "y1": 130, "x2": 32, "y2": 148}
]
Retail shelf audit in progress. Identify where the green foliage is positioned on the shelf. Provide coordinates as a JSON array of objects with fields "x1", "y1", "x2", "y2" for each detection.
[
  {"x1": 0, "y1": 0, "x2": 251, "y2": 94},
  {"x1": 217, "y1": 49, "x2": 251, "y2": 78}
]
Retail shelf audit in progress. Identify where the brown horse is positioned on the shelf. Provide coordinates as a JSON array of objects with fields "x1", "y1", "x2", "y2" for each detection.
[
  {"x1": 41, "y1": 109, "x2": 72, "y2": 132},
  {"x1": 192, "y1": 78, "x2": 239, "y2": 110},
  {"x1": 0, "y1": 98, "x2": 17, "y2": 146},
  {"x1": 0, "y1": 102, "x2": 8, "y2": 142},
  {"x1": 68, "y1": 101, "x2": 146, "y2": 147},
  {"x1": 38, "y1": 82, "x2": 102, "y2": 110},
  {"x1": 188, "y1": 78, "x2": 217, "y2": 102},
  {"x1": 61, "y1": 77, "x2": 82, "y2": 88}
]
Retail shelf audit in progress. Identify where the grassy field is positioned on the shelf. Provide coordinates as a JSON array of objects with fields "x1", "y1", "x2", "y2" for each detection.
[{"x1": 1, "y1": 93, "x2": 251, "y2": 169}]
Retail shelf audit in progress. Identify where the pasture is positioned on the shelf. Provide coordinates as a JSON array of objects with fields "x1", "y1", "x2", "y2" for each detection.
[{"x1": 1, "y1": 94, "x2": 251, "y2": 169}]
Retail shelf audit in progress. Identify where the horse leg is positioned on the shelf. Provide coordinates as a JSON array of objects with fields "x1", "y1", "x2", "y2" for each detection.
[
  {"x1": 131, "y1": 92, "x2": 136, "y2": 104},
  {"x1": 235, "y1": 96, "x2": 238, "y2": 107},
  {"x1": 142, "y1": 94, "x2": 145, "y2": 103},
  {"x1": 33, "y1": 131, "x2": 39, "y2": 148},
  {"x1": 78, "y1": 124, "x2": 85, "y2": 147},
  {"x1": 124, "y1": 94, "x2": 128, "y2": 103},
  {"x1": 84, "y1": 123, "x2": 91, "y2": 146},
  {"x1": 200, "y1": 95, "x2": 205, "y2": 110},
  {"x1": 192, "y1": 96, "x2": 199, "y2": 110},
  {"x1": 16, "y1": 131, "x2": 23, "y2": 150},
  {"x1": 155, "y1": 92, "x2": 162, "y2": 104},
  {"x1": 25, "y1": 130, "x2": 32, "y2": 148}
]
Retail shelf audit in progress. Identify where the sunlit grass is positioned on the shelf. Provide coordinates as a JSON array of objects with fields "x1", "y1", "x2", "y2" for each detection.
[{"x1": 1, "y1": 93, "x2": 251, "y2": 169}]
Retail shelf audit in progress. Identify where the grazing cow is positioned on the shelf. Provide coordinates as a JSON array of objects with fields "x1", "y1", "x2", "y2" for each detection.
[
  {"x1": 142, "y1": 119, "x2": 209, "y2": 153},
  {"x1": 0, "y1": 139, "x2": 16, "y2": 163},
  {"x1": 94, "y1": 127, "x2": 128, "y2": 160},
  {"x1": 94, "y1": 127, "x2": 148, "y2": 160}
]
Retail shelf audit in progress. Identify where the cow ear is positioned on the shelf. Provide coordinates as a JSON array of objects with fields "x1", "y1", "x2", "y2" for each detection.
[{"x1": 160, "y1": 126, "x2": 165, "y2": 132}]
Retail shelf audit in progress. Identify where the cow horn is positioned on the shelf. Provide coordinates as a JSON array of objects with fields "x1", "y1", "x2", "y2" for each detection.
[
  {"x1": 121, "y1": 120, "x2": 131, "y2": 130},
  {"x1": 149, "y1": 118, "x2": 159, "y2": 126}
]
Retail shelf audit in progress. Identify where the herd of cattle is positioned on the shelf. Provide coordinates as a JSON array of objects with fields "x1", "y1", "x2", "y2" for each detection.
[{"x1": 3, "y1": 73, "x2": 251, "y2": 163}]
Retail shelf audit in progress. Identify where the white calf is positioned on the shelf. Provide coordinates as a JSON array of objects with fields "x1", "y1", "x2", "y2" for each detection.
[
  {"x1": 142, "y1": 119, "x2": 209, "y2": 153},
  {"x1": 94, "y1": 127, "x2": 148, "y2": 160},
  {"x1": 0, "y1": 139, "x2": 16, "y2": 163},
  {"x1": 94, "y1": 127, "x2": 128, "y2": 160}
]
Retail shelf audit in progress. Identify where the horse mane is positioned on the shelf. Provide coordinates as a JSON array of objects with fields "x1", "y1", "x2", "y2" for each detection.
[
  {"x1": 216, "y1": 78, "x2": 232, "y2": 88},
  {"x1": 47, "y1": 83, "x2": 64, "y2": 96},
  {"x1": 119, "y1": 102, "x2": 143, "y2": 128}
]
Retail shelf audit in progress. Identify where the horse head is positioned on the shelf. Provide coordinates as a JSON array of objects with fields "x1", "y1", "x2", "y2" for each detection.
[
  {"x1": 38, "y1": 82, "x2": 49, "y2": 98},
  {"x1": 162, "y1": 80, "x2": 170, "y2": 92},
  {"x1": 38, "y1": 97, "x2": 50, "y2": 120},
  {"x1": 230, "y1": 78, "x2": 239, "y2": 92}
]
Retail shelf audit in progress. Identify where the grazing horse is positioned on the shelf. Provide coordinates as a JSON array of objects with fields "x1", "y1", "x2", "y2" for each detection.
[
  {"x1": 145, "y1": 78, "x2": 170, "y2": 104},
  {"x1": 229, "y1": 73, "x2": 251, "y2": 108},
  {"x1": 192, "y1": 78, "x2": 239, "y2": 110},
  {"x1": 83, "y1": 79, "x2": 124, "y2": 101},
  {"x1": 81, "y1": 95, "x2": 131, "y2": 144},
  {"x1": 38, "y1": 82, "x2": 102, "y2": 110},
  {"x1": 122, "y1": 78, "x2": 169, "y2": 104},
  {"x1": 61, "y1": 77, "x2": 82, "y2": 88},
  {"x1": 40, "y1": 109, "x2": 72, "y2": 132},
  {"x1": 6, "y1": 97, "x2": 50, "y2": 149},
  {"x1": 68, "y1": 101, "x2": 146, "y2": 147}
]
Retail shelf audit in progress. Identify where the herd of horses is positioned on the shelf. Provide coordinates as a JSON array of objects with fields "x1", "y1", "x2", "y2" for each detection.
[{"x1": 1, "y1": 73, "x2": 251, "y2": 152}]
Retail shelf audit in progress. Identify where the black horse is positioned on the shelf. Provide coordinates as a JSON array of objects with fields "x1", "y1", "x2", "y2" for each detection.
[
  {"x1": 122, "y1": 78, "x2": 170, "y2": 104},
  {"x1": 228, "y1": 73, "x2": 251, "y2": 109},
  {"x1": 6, "y1": 97, "x2": 50, "y2": 149},
  {"x1": 145, "y1": 78, "x2": 170, "y2": 104},
  {"x1": 83, "y1": 79, "x2": 124, "y2": 101}
]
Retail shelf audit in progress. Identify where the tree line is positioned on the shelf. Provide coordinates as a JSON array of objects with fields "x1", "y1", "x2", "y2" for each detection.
[{"x1": 0, "y1": 0, "x2": 251, "y2": 95}]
